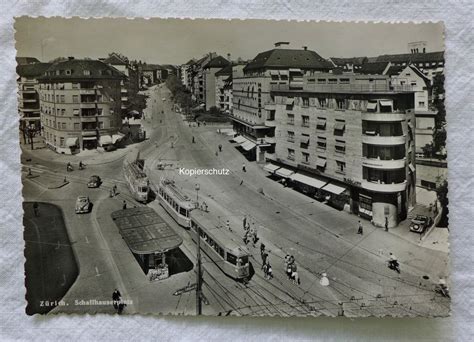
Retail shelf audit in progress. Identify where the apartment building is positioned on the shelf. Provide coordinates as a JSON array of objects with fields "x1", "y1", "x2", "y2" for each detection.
[
  {"x1": 37, "y1": 58, "x2": 125, "y2": 154},
  {"x1": 191, "y1": 53, "x2": 217, "y2": 103},
  {"x1": 215, "y1": 64, "x2": 233, "y2": 112},
  {"x1": 266, "y1": 73, "x2": 416, "y2": 228},
  {"x1": 203, "y1": 56, "x2": 230, "y2": 111},
  {"x1": 17, "y1": 62, "x2": 52, "y2": 130},
  {"x1": 180, "y1": 59, "x2": 195, "y2": 90},
  {"x1": 231, "y1": 42, "x2": 332, "y2": 162}
]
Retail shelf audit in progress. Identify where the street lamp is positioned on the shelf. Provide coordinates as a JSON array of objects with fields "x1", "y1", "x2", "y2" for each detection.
[{"x1": 195, "y1": 183, "x2": 200, "y2": 204}]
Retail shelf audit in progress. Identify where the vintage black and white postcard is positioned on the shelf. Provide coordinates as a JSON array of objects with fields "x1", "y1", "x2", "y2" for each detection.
[{"x1": 16, "y1": 17, "x2": 449, "y2": 317}]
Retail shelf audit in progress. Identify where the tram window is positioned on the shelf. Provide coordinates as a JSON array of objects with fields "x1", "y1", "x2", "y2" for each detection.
[
  {"x1": 179, "y1": 207, "x2": 187, "y2": 216},
  {"x1": 226, "y1": 253, "x2": 237, "y2": 265},
  {"x1": 240, "y1": 255, "x2": 249, "y2": 265}
]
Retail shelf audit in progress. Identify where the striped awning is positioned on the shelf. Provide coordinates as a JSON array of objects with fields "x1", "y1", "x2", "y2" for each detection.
[
  {"x1": 290, "y1": 173, "x2": 327, "y2": 189},
  {"x1": 263, "y1": 163, "x2": 281, "y2": 173},
  {"x1": 241, "y1": 140, "x2": 256, "y2": 151},
  {"x1": 233, "y1": 135, "x2": 247, "y2": 144},
  {"x1": 275, "y1": 167, "x2": 294, "y2": 178},
  {"x1": 316, "y1": 157, "x2": 327, "y2": 168},
  {"x1": 367, "y1": 102, "x2": 378, "y2": 110},
  {"x1": 321, "y1": 183, "x2": 347, "y2": 195}
]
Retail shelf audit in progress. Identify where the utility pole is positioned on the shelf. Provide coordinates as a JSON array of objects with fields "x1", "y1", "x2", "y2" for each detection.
[{"x1": 196, "y1": 226, "x2": 202, "y2": 315}]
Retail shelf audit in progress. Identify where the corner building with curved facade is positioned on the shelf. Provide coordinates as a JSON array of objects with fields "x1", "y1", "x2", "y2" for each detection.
[
  {"x1": 37, "y1": 58, "x2": 124, "y2": 154},
  {"x1": 267, "y1": 73, "x2": 416, "y2": 228}
]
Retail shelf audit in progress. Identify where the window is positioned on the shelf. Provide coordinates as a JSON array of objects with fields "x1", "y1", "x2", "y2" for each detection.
[
  {"x1": 318, "y1": 97, "x2": 327, "y2": 108},
  {"x1": 418, "y1": 101, "x2": 425, "y2": 107},
  {"x1": 287, "y1": 131, "x2": 295, "y2": 142},
  {"x1": 317, "y1": 136, "x2": 326, "y2": 150},
  {"x1": 302, "y1": 115, "x2": 310, "y2": 127},
  {"x1": 336, "y1": 160, "x2": 346, "y2": 174},
  {"x1": 97, "y1": 95, "x2": 103, "y2": 102},
  {"x1": 339, "y1": 78, "x2": 350, "y2": 84},
  {"x1": 83, "y1": 69, "x2": 91, "y2": 76},
  {"x1": 328, "y1": 78, "x2": 337, "y2": 84},
  {"x1": 300, "y1": 133, "x2": 310, "y2": 149},
  {"x1": 317, "y1": 78, "x2": 326, "y2": 84},
  {"x1": 308, "y1": 78, "x2": 315, "y2": 84},
  {"x1": 411, "y1": 81, "x2": 417, "y2": 86},
  {"x1": 302, "y1": 152, "x2": 310, "y2": 164},
  {"x1": 316, "y1": 156, "x2": 327, "y2": 171},
  {"x1": 73, "y1": 109, "x2": 79, "y2": 116},
  {"x1": 335, "y1": 140, "x2": 346, "y2": 154},
  {"x1": 61, "y1": 122, "x2": 67, "y2": 129},
  {"x1": 302, "y1": 97, "x2": 309, "y2": 107},
  {"x1": 287, "y1": 114, "x2": 295, "y2": 125},
  {"x1": 287, "y1": 148, "x2": 295, "y2": 161},
  {"x1": 61, "y1": 109, "x2": 65, "y2": 116},
  {"x1": 72, "y1": 83, "x2": 79, "y2": 89},
  {"x1": 73, "y1": 95, "x2": 79, "y2": 103},
  {"x1": 334, "y1": 120, "x2": 346, "y2": 136},
  {"x1": 179, "y1": 207, "x2": 187, "y2": 217},
  {"x1": 226, "y1": 253, "x2": 237, "y2": 265},
  {"x1": 359, "y1": 194, "x2": 372, "y2": 213},
  {"x1": 336, "y1": 98, "x2": 346, "y2": 110},
  {"x1": 59, "y1": 137, "x2": 64, "y2": 147},
  {"x1": 316, "y1": 117, "x2": 326, "y2": 130},
  {"x1": 56, "y1": 95, "x2": 60, "y2": 102},
  {"x1": 98, "y1": 122, "x2": 104, "y2": 129}
]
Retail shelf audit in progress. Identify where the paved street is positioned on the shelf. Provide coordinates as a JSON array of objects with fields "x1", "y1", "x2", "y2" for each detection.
[{"x1": 21, "y1": 84, "x2": 450, "y2": 317}]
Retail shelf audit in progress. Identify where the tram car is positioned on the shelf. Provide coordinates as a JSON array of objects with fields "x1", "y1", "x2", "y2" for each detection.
[
  {"x1": 157, "y1": 178, "x2": 196, "y2": 228},
  {"x1": 189, "y1": 209, "x2": 250, "y2": 281},
  {"x1": 123, "y1": 154, "x2": 149, "y2": 203}
]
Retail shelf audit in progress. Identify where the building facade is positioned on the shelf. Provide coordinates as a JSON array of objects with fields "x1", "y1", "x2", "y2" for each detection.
[
  {"x1": 38, "y1": 58, "x2": 125, "y2": 154},
  {"x1": 231, "y1": 43, "x2": 333, "y2": 162},
  {"x1": 17, "y1": 62, "x2": 52, "y2": 130},
  {"x1": 203, "y1": 56, "x2": 230, "y2": 111},
  {"x1": 267, "y1": 73, "x2": 416, "y2": 228},
  {"x1": 214, "y1": 64, "x2": 233, "y2": 112}
]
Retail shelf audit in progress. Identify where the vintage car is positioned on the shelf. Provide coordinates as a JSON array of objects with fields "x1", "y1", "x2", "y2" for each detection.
[
  {"x1": 87, "y1": 175, "x2": 102, "y2": 188},
  {"x1": 409, "y1": 215, "x2": 433, "y2": 233},
  {"x1": 75, "y1": 196, "x2": 91, "y2": 214}
]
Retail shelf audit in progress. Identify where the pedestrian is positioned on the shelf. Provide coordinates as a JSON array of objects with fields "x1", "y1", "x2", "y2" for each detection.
[
  {"x1": 260, "y1": 243, "x2": 266, "y2": 255},
  {"x1": 112, "y1": 289, "x2": 121, "y2": 311},
  {"x1": 109, "y1": 189, "x2": 113, "y2": 198},
  {"x1": 28, "y1": 167, "x2": 32, "y2": 177},
  {"x1": 243, "y1": 216, "x2": 247, "y2": 229},
  {"x1": 292, "y1": 271, "x2": 299, "y2": 285},
  {"x1": 122, "y1": 201, "x2": 127, "y2": 210},
  {"x1": 320, "y1": 273, "x2": 330, "y2": 286},
  {"x1": 242, "y1": 163, "x2": 246, "y2": 172},
  {"x1": 267, "y1": 263, "x2": 273, "y2": 280},
  {"x1": 112, "y1": 184, "x2": 117, "y2": 197},
  {"x1": 244, "y1": 221, "x2": 250, "y2": 231},
  {"x1": 357, "y1": 220, "x2": 363, "y2": 235},
  {"x1": 192, "y1": 136, "x2": 195, "y2": 143},
  {"x1": 197, "y1": 121, "x2": 201, "y2": 127},
  {"x1": 215, "y1": 150, "x2": 218, "y2": 156},
  {"x1": 385, "y1": 217, "x2": 389, "y2": 232},
  {"x1": 33, "y1": 202, "x2": 39, "y2": 217},
  {"x1": 226, "y1": 219, "x2": 232, "y2": 232},
  {"x1": 243, "y1": 232, "x2": 249, "y2": 245},
  {"x1": 218, "y1": 144, "x2": 222, "y2": 152},
  {"x1": 261, "y1": 252, "x2": 268, "y2": 267},
  {"x1": 239, "y1": 180, "x2": 244, "y2": 186},
  {"x1": 263, "y1": 263, "x2": 268, "y2": 279}
]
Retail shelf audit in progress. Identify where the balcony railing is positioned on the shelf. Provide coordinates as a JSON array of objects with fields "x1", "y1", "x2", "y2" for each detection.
[
  {"x1": 361, "y1": 180, "x2": 407, "y2": 193},
  {"x1": 265, "y1": 120, "x2": 277, "y2": 127},
  {"x1": 362, "y1": 134, "x2": 405, "y2": 145},
  {"x1": 362, "y1": 157, "x2": 406, "y2": 169},
  {"x1": 361, "y1": 112, "x2": 406, "y2": 122}
]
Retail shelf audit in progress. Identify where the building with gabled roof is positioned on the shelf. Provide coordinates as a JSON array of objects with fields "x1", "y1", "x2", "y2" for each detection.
[
  {"x1": 357, "y1": 62, "x2": 391, "y2": 75},
  {"x1": 330, "y1": 56, "x2": 368, "y2": 72}
]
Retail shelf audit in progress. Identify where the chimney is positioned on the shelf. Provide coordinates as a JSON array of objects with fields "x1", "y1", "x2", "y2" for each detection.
[
  {"x1": 68, "y1": 56, "x2": 74, "y2": 60},
  {"x1": 302, "y1": 46, "x2": 308, "y2": 51},
  {"x1": 274, "y1": 42, "x2": 290, "y2": 49},
  {"x1": 227, "y1": 53, "x2": 231, "y2": 63}
]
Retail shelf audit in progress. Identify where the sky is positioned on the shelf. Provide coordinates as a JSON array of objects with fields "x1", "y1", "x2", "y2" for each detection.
[{"x1": 15, "y1": 17, "x2": 444, "y2": 65}]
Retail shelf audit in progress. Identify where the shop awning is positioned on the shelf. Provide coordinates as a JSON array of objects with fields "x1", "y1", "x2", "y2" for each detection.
[
  {"x1": 241, "y1": 140, "x2": 256, "y2": 151},
  {"x1": 380, "y1": 100, "x2": 393, "y2": 107},
  {"x1": 335, "y1": 140, "x2": 346, "y2": 148},
  {"x1": 316, "y1": 119, "x2": 326, "y2": 128},
  {"x1": 275, "y1": 167, "x2": 295, "y2": 178},
  {"x1": 82, "y1": 136, "x2": 97, "y2": 141},
  {"x1": 334, "y1": 122, "x2": 346, "y2": 131},
  {"x1": 321, "y1": 182, "x2": 347, "y2": 195},
  {"x1": 409, "y1": 163, "x2": 415, "y2": 173},
  {"x1": 300, "y1": 136, "x2": 310, "y2": 145},
  {"x1": 285, "y1": 98, "x2": 295, "y2": 105},
  {"x1": 289, "y1": 68, "x2": 302, "y2": 73},
  {"x1": 65, "y1": 137, "x2": 78, "y2": 147},
  {"x1": 263, "y1": 163, "x2": 281, "y2": 173},
  {"x1": 99, "y1": 135, "x2": 112, "y2": 145},
  {"x1": 112, "y1": 133, "x2": 126, "y2": 144},
  {"x1": 270, "y1": 70, "x2": 279, "y2": 75},
  {"x1": 290, "y1": 173, "x2": 327, "y2": 189},
  {"x1": 316, "y1": 157, "x2": 327, "y2": 168},
  {"x1": 279, "y1": 70, "x2": 289, "y2": 76},
  {"x1": 233, "y1": 135, "x2": 247, "y2": 144},
  {"x1": 367, "y1": 102, "x2": 378, "y2": 110}
]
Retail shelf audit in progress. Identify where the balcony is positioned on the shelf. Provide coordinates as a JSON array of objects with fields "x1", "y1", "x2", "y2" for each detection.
[
  {"x1": 362, "y1": 157, "x2": 406, "y2": 169},
  {"x1": 21, "y1": 99, "x2": 37, "y2": 103},
  {"x1": 79, "y1": 103, "x2": 97, "y2": 109},
  {"x1": 19, "y1": 107, "x2": 40, "y2": 112},
  {"x1": 361, "y1": 180, "x2": 407, "y2": 193},
  {"x1": 264, "y1": 136, "x2": 276, "y2": 144},
  {"x1": 362, "y1": 134, "x2": 405, "y2": 145},
  {"x1": 121, "y1": 97, "x2": 128, "y2": 102},
  {"x1": 80, "y1": 89, "x2": 96, "y2": 95},
  {"x1": 361, "y1": 112, "x2": 406, "y2": 122},
  {"x1": 265, "y1": 120, "x2": 277, "y2": 127},
  {"x1": 121, "y1": 88, "x2": 128, "y2": 93}
]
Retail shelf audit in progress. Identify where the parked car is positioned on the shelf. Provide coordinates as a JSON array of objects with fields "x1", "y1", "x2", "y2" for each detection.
[
  {"x1": 75, "y1": 196, "x2": 91, "y2": 214},
  {"x1": 87, "y1": 175, "x2": 102, "y2": 188},
  {"x1": 409, "y1": 215, "x2": 433, "y2": 233}
]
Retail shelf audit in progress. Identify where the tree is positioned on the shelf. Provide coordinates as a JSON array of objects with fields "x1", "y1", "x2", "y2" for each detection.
[
  {"x1": 208, "y1": 106, "x2": 220, "y2": 115},
  {"x1": 432, "y1": 74, "x2": 446, "y2": 129},
  {"x1": 422, "y1": 143, "x2": 434, "y2": 158},
  {"x1": 435, "y1": 179, "x2": 449, "y2": 227},
  {"x1": 433, "y1": 127, "x2": 447, "y2": 157}
]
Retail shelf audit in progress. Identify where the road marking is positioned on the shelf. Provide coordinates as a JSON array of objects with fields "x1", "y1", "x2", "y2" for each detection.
[{"x1": 95, "y1": 266, "x2": 101, "y2": 277}]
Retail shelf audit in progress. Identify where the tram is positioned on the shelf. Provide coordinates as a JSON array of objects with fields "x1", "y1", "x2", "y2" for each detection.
[
  {"x1": 189, "y1": 209, "x2": 250, "y2": 281},
  {"x1": 157, "y1": 178, "x2": 196, "y2": 228},
  {"x1": 123, "y1": 154, "x2": 149, "y2": 202}
]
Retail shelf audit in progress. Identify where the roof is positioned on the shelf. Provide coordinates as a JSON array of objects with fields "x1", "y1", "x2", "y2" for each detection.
[
  {"x1": 244, "y1": 48, "x2": 332, "y2": 71},
  {"x1": 385, "y1": 65, "x2": 405, "y2": 77},
  {"x1": 357, "y1": 62, "x2": 390, "y2": 75},
  {"x1": 38, "y1": 59, "x2": 125, "y2": 81},
  {"x1": 374, "y1": 51, "x2": 444, "y2": 64},
  {"x1": 141, "y1": 63, "x2": 165, "y2": 71},
  {"x1": 17, "y1": 63, "x2": 52, "y2": 78},
  {"x1": 215, "y1": 64, "x2": 233, "y2": 77},
  {"x1": 16, "y1": 57, "x2": 41, "y2": 65},
  {"x1": 111, "y1": 207, "x2": 183, "y2": 254},
  {"x1": 331, "y1": 56, "x2": 367, "y2": 67},
  {"x1": 204, "y1": 56, "x2": 230, "y2": 69},
  {"x1": 185, "y1": 59, "x2": 196, "y2": 65},
  {"x1": 103, "y1": 54, "x2": 128, "y2": 66},
  {"x1": 407, "y1": 64, "x2": 432, "y2": 84}
]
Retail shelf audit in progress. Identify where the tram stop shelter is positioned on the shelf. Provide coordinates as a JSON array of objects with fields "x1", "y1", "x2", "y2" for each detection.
[{"x1": 111, "y1": 207, "x2": 183, "y2": 281}]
